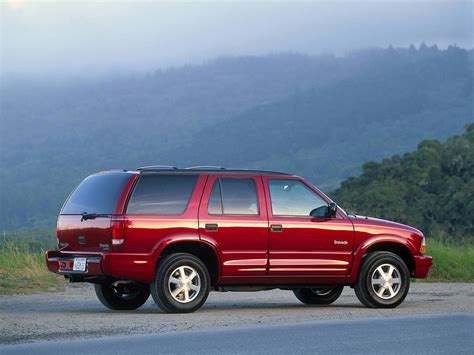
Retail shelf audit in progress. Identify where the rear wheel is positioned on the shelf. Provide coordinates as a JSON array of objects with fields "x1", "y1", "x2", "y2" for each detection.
[
  {"x1": 151, "y1": 253, "x2": 210, "y2": 313},
  {"x1": 94, "y1": 281, "x2": 150, "y2": 310},
  {"x1": 293, "y1": 285, "x2": 344, "y2": 305},
  {"x1": 354, "y1": 251, "x2": 410, "y2": 308}
]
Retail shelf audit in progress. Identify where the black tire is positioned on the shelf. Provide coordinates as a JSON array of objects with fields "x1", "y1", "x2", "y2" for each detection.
[
  {"x1": 293, "y1": 285, "x2": 344, "y2": 305},
  {"x1": 151, "y1": 253, "x2": 210, "y2": 313},
  {"x1": 94, "y1": 282, "x2": 150, "y2": 310},
  {"x1": 354, "y1": 251, "x2": 410, "y2": 308}
]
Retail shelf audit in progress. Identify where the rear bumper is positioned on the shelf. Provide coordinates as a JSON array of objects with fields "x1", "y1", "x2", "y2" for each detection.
[
  {"x1": 414, "y1": 255, "x2": 432, "y2": 278},
  {"x1": 45, "y1": 250, "x2": 155, "y2": 282}
]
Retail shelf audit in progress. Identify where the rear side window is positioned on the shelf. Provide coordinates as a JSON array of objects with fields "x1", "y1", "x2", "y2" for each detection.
[
  {"x1": 208, "y1": 178, "x2": 259, "y2": 215},
  {"x1": 126, "y1": 174, "x2": 198, "y2": 215},
  {"x1": 61, "y1": 172, "x2": 132, "y2": 214}
]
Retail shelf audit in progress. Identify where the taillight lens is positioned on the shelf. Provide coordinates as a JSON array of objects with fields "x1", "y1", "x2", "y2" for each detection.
[
  {"x1": 56, "y1": 222, "x2": 60, "y2": 249},
  {"x1": 111, "y1": 219, "x2": 125, "y2": 246},
  {"x1": 420, "y1": 236, "x2": 426, "y2": 254}
]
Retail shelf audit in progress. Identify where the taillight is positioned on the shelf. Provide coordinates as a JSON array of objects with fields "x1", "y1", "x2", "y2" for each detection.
[
  {"x1": 420, "y1": 236, "x2": 426, "y2": 254},
  {"x1": 111, "y1": 219, "x2": 125, "y2": 246},
  {"x1": 56, "y1": 222, "x2": 60, "y2": 249}
]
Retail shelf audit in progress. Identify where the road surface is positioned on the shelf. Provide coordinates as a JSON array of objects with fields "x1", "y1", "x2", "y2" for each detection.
[
  {"x1": 1, "y1": 314, "x2": 472, "y2": 354},
  {"x1": 0, "y1": 282, "x2": 472, "y2": 352}
]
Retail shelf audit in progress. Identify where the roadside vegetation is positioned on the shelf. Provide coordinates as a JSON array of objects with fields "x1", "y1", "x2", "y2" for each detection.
[
  {"x1": 0, "y1": 230, "x2": 66, "y2": 295},
  {"x1": 425, "y1": 238, "x2": 474, "y2": 282}
]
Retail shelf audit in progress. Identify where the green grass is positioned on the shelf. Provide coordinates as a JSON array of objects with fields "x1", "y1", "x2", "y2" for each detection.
[
  {"x1": 0, "y1": 233, "x2": 66, "y2": 295},
  {"x1": 0, "y1": 230, "x2": 472, "y2": 295},
  {"x1": 424, "y1": 239, "x2": 474, "y2": 282}
]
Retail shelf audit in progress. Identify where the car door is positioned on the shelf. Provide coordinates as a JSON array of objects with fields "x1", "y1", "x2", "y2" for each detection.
[
  {"x1": 264, "y1": 176, "x2": 354, "y2": 276},
  {"x1": 198, "y1": 174, "x2": 269, "y2": 276}
]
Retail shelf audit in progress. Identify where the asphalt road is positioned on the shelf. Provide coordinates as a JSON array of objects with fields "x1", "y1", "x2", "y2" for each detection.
[
  {"x1": 1, "y1": 314, "x2": 473, "y2": 354},
  {"x1": 0, "y1": 283, "x2": 473, "y2": 351}
]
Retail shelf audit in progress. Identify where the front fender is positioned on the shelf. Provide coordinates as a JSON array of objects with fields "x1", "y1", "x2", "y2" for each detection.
[{"x1": 348, "y1": 234, "x2": 417, "y2": 282}]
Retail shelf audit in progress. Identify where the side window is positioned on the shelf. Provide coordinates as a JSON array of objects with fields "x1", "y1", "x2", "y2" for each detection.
[
  {"x1": 268, "y1": 179, "x2": 327, "y2": 217},
  {"x1": 208, "y1": 180, "x2": 223, "y2": 215},
  {"x1": 127, "y1": 174, "x2": 198, "y2": 215},
  {"x1": 208, "y1": 178, "x2": 259, "y2": 215}
]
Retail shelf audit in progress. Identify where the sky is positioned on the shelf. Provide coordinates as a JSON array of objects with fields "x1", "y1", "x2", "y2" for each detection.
[{"x1": 1, "y1": 0, "x2": 473, "y2": 77}]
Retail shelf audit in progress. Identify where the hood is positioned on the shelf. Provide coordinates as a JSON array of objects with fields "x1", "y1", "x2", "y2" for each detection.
[{"x1": 349, "y1": 215, "x2": 423, "y2": 236}]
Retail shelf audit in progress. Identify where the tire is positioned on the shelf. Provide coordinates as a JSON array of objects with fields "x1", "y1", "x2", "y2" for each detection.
[
  {"x1": 354, "y1": 251, "x2": 410, "y2": 308},
  {"x1": 293, "y1": 285, "x2": 344, "y2": 305},
  {"x1": 151, "y1": 253, "x2": 210, "y2": 313},
  {"x1": 94, "y1": 281, "x2": 150, "y2": 310}
]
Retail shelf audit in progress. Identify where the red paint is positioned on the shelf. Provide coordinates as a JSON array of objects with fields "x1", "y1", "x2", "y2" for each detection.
[{"x1": 46, "y1": 169, "x2": 432, "y2": 286}]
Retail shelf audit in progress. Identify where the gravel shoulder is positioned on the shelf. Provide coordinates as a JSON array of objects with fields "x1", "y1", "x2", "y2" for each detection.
[{"x1": 0, "y1": 282, "x2": 472, "y2": 345}]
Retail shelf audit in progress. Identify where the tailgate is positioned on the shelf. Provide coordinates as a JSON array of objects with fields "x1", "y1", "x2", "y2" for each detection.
[{"x1": 57, "y1": 215, "x2": 112, "y2": 252}]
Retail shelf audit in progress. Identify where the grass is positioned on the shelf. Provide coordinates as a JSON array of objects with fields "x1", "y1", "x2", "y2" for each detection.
[
  {"x1": 0, "y1": 235, "x2": 67, "y2": 295},
  {"x1": 0, "y1": 230, "x2": 472, "y2": 295},
  {"x1": 424, "y1": 239, "x2": 474, "y2": 282}
]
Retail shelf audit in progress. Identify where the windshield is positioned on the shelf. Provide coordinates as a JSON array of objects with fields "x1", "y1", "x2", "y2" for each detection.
[{"x1": 61, "y1": 172, "x2": 132, "y2": 215}]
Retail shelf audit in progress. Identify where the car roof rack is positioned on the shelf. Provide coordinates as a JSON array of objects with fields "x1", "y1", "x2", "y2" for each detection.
[
  {"x1": 185, "y1": 166, "x2": 226, "y2": 170},
  {"x1": 136, "y1": 165, "x2": 291, "y2": 176},
  {"x1": 137, "y1": 165, "x2": 179, "y2": 171}
]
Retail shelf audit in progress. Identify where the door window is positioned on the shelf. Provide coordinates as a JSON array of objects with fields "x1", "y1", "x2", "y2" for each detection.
[
  {"x1": 268, "y1": 179, "x2": 327, "y2": 217},
  {"x1": 208, "y1": 178, "x2": 259, "y2": 215}
]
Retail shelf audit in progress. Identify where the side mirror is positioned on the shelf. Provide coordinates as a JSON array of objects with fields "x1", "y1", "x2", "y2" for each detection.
[{"x1": 310, "y1": 203, "x2": 338, "y2": 219}]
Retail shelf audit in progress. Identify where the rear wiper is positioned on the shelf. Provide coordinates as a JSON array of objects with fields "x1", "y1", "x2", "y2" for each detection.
[{"x1": 81, "y1": 213, "x2": 110, "y2": 221}]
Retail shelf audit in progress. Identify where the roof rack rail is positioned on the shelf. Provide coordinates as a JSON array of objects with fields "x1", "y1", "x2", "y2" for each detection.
[
  {"x1": 137, "y1": 165, "x2": 179, "y2": 171},
  {"x1": 186, "y1": 166, "x2": 226, "y2": 170}
]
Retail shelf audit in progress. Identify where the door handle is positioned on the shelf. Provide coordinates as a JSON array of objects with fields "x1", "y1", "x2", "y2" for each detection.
[
  {"x1": 270, "y1": 224, "x2": 283, "y2": 232},
  {"x1": 205, "y1": 223, "x2": 218, "y2": 232}
]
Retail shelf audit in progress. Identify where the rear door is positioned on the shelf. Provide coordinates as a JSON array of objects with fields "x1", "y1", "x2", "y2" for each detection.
[
  {"x1": 57, "y1": 172, "x2": 135, "y2": 252},
  {"x1": 198, "y1": 174, "x2": 269, "y2": 276}
]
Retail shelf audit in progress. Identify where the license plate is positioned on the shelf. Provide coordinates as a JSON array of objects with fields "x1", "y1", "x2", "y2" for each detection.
[{"x1": 73, "y1": 257, "x2": 87, "y2": 272}]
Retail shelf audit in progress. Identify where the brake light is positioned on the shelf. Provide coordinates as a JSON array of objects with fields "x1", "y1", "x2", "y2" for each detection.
[
  {"x1": 111, "y1": 219, "x2": 125, "y2": 246},
  {"x1": 420, "y1": 236, "x2": 426, "y2": 254},
  {"x1": 56, "y1": 222, "x2": 60, "y2": 249}
]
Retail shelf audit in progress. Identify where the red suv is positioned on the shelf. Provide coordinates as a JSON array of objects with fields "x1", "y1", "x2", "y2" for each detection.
[{"x1": 46, "y1": 166, "x2": 432, "y2": 313}]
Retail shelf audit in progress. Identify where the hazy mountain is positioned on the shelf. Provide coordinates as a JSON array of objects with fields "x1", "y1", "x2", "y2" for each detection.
[{"x1": 1, "y1": 45, "x2": 472, "y2": 230}]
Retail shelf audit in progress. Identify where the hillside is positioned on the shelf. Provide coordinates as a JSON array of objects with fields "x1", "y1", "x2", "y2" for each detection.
[
  {"x1": 1, "y1": 45, "x2": 473, "y2": 230},
  {"x1": 164, "y1": 45, "x2": 473, "y2": 188},
  {"x1": 332, "y1": 124, "x2": 474, "y2": 241}
]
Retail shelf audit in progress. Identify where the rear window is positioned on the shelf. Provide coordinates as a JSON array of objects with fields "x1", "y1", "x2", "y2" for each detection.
[
  {"x1": 126, "y1": 174, "x2": 198, "y2": 215},
  {"x1": 61, "y1": 172, "x2": 132, "y2": 214}
]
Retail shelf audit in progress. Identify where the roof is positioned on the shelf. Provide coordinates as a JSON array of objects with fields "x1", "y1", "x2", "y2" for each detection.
[{"x1": 136, "y1": 165, "x2": 292, "y2": 176}]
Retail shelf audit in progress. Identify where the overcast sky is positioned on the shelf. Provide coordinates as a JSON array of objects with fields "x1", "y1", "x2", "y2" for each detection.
[{"x1": 1, "y1": 0, "x2": 473, "y2": 77}]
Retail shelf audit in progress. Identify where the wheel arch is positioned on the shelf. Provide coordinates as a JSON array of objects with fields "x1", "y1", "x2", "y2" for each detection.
[
  {"x1": 157, "y1": 240, "x2": 221, "y2": 285},
  {"x1": 363, "y1": 242, "x2": 415, "y2": 276},
  {"x1": 350, "y1": 236, "x2": 417, "y2": 281}
]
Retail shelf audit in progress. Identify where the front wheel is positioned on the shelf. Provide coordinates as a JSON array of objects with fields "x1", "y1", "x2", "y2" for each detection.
[
  {"x1": 94, "y1": 281, "x2": 150, "y2": 310},
  {"x1": 293, "y1": 285, "x2": 344, "y2": 305},
  {"x1": 354, "y1": 251, "x2": 410, "y2": 308}
]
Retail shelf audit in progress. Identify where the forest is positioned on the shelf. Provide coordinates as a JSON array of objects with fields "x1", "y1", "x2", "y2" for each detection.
[
  {"x1": 1, "y1": 44, "x2": 473, "y2": 230},
  {"x1": 332, "y1": 125, "x2": 474, "y2": 242}
]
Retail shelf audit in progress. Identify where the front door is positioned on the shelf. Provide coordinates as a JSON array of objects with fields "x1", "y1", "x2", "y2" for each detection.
[
  {"x1": 198, "y1": 174, "x2": 269, "y2": 276},
  {"x1": 264, "y1": 176, "x2": 354, "y2": 276}
]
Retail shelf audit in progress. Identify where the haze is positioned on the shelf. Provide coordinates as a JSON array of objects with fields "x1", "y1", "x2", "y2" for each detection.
[{"x1": 1, "y1": 0, "x2": 473, "y2": 77}]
